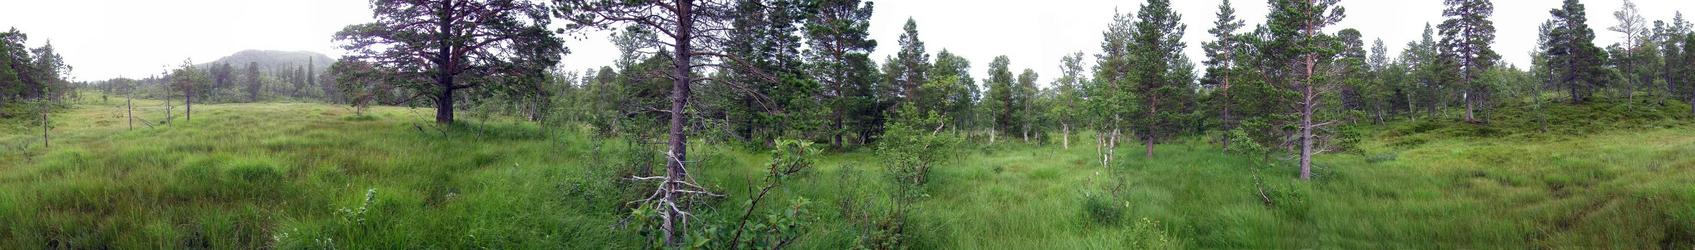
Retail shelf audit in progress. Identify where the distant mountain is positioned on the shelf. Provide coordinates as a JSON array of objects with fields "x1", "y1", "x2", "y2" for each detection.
[{"x1": 199, "y1": 50, "x2": 334, "y2": 72}]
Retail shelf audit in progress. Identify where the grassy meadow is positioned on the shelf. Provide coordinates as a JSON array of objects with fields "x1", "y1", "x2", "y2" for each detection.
[{"x1": 1, "y1": 96, "x2": 1693, "y2": 249}]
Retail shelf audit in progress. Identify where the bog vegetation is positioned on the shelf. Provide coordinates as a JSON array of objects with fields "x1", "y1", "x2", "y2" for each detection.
[{"x1": 2, "y1": 0, "x2": 1694, "y2": 248}]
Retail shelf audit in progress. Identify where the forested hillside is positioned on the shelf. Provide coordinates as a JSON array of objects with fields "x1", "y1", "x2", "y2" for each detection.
[
  {"x1": 2, "y1": 0, "x2": 1694, "y2": 248},
  {"x1": 202, "y1": 50, "x2": 332, "y2": 71}
]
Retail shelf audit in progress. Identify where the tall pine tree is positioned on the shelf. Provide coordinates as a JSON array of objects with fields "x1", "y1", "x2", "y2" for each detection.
[
  {"x1": 1266, "y1": 0, "x2": 1344, "y2": 180},
  {"x1": 1439, "y1": 0, "x2": 1498, "y2": 122},
  {"x1": 894, "y1": 18, "x2": 931, "y2": 111},
  {"x1": 1202, "y1": 0, "x2": 1245, "y2": 150},
  {"x1": 803, "y1": 0, "x2": 877, "y2": 147},
  {"x1": 1128, "y1": 0, "x2": 1186, "y2": 157},
  {"x1": 1543, "y1": 0, "x2": 1606, "y2": 104}
]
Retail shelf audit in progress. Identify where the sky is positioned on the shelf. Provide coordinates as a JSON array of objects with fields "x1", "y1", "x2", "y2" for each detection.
[{"x1": 1, "y1": 0, "x2": 1691, "y2": 85}]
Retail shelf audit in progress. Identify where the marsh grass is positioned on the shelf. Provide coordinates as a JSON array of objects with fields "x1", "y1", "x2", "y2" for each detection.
[{"x1": 0, "y1": 97, "x2": 1691, "y2": 249}]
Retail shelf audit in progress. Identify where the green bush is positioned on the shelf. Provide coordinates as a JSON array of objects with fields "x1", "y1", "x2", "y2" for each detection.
[
  {"x1": 1081, "y1": 192, "x2": 1124, "y2": 225},
  {"x1": 1124, "y1": 217, "x2": 1177, "y2": 249}
]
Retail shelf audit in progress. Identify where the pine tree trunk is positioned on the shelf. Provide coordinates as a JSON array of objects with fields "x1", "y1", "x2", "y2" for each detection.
[
  {"x1": 436, "y1": 89, "x2": 454, "y2": 124},
  {"x1": 662, "y1": 2, "x2": 696, "y2": 244},
  {"x1": 1221, "y1": 74, "x2": 1232, "y2": 151},
  {"x1": 1148, "y1": 94, "x2": 1158, "y2": 157},
  {"x1": 1300, "y1": 102, "x2": 1314, "y2": 181},
  {"x1": 186, "y1": 84, "x2": 193, "y2": 122},
  {"x1": 1298, "y1": 8, "x2": 1320, "y2": 181},
  {"x1": 1144, "y1": 134, "x2": 1154, "y2": 158},
  {"x1": 42, "y1": 105, "x2": 49, "y2": 148},
  {"x1": 832, "y1": 111, "x2": 844, "y2": 148}
]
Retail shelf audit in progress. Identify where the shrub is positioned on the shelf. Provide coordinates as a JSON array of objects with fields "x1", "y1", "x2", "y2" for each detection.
[
  {"x1": 1082, "y1": 192, "x2": 1124, "y2": 225},
  {"x1": 878, "y1": 106, "x2": 960, "y2": 195},
  {"x1": 1124, "y1": 217, "x2": 1177, "y2": 249}
]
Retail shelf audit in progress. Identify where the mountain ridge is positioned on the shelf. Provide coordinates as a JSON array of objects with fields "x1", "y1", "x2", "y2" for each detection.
[{"x1": 197, "y1": 50, "x2": 334, "y2": 72}]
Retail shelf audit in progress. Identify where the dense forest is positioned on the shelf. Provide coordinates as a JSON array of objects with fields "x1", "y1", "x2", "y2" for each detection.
[{"x1": 4, "y1": 0, "x2": 1695, "y2": 248}]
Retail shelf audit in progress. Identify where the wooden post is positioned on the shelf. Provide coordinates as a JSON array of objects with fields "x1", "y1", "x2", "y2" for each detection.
[
  {"x1": 41, "y1": 104, "x2": 49, "y2": 148},
  {"x1": 127, "y1": 95, "x2": 134, "y2": 130}
]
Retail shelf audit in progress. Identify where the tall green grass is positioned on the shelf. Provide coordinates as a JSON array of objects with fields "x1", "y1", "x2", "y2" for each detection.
[{"x1": 1, "y1": 98, "x2": 1691, "y2": 249}]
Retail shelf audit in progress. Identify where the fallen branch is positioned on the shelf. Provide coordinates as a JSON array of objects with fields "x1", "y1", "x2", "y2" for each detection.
[{"x1": 1253, "y1": 171, "x2": 1275, "y2": 208}]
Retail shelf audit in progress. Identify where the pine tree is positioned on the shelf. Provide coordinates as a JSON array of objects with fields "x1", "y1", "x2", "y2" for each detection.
[
  {"x1": 1410, "y1": 24, "x2": 1447, "y2": 117},
  {"x1": 1543, "y1": 0, "x2": 1606, "y2": 104},
  {"x1": 722, "y1": 0, "x2": 811, "y2": 145},
  {"x1": 307, "y1": 57, "x2": 317, "y2": 99},
  {"x1": 245, "y1": 62, "x2": 261, "y2": 102},
  {"x1": 803, "y1": 0, "x2": 877, "y2": 147},
  {"x1": 338, "y1": 0, "x2": 564, "y2": 124},
  {"x1": 1659, "y1": 13, "x2": 1690, "y2": 104},
  {"x1": 1202, "y1": 0, "x2": 1245, "y2": 150},
  {"x1": 0, "y1": 29, "x2": 22, "y2": 104},
  {"x1": 560, "y1": 0, "x2": 738, "y2": 243},
  {"x1": 1439, "y1": 0, "x2": 1498, "y2": 122},
  {"x1": 1337, "y1": 29, "x2": 1368, "y2": 122},
  {"x1": 1366, "y1": 38, "x2": 1394, "y2": 123},
  {"x1": 1684, "y1": 34, "x2": 1695, "y2": 115},
  {"x1": 0, "y1": 29, "x2": 36, "y2": 103},
  {"x1": 895, "y1": 18, "x2": 930, "y2": 109},
  {"x1": 171, "y1": 59, "x2": 208, "y2": 122},
  {"x1": 1266, "y1": 0, "x2": 1345, "y2": 180},
  {"x1": 27, "y1": 40, "x2": 68, "y2": 102},
  {"x1": 1128, "y1": 0, "x2": 1186, "y2": 157}
]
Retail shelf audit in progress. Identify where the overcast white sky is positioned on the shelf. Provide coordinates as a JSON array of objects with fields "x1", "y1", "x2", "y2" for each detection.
[{"x1": 1, "y1": 0, "x2": 1690, "y2": 85}]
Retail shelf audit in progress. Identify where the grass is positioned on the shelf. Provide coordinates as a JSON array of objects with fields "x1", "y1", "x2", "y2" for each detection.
[{"x1": 1, "y1": 96, "x2": 1692, "y2": 249}]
